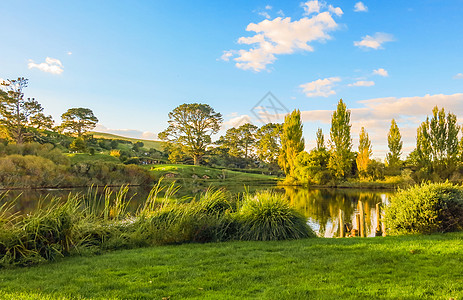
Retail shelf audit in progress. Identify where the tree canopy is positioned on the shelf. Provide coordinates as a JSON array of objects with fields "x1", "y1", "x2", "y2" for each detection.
[
  {"x1": 60, "y1": 108, "x2": 98, "y2": 137},
  {"x1": 158, "y1": 103, "x2": 223, "y2": 165},
  {"x1": 278, "y1": 109, "x2": 304, "y2": 179}
]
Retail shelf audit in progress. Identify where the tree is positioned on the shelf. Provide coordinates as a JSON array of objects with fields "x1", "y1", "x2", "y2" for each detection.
[
  {"x1": 278, "y1": 109, "x2": 305, "y2": 179},
  {"x1": 69, "y1": 137, "x2": 87, "y2": 152},
  {"x1": 216, "y1": 123, "x2": 258, "y2": 160},
  {"x1": 328, "y1": 99, "x2": 353, "y2": 178},
  {"x1": 0, "y1": 78, "x2": 49, "y2": 143},
  {"x1": 255, "y1": 123, "x2": 282, "y2": 164},
  {"x1": 158, "y1": 103, "x2": 223, "y2": 165},
  {"x1": 356, "y1": 127, "x2": 371, "y2": 179},
  {"x1": 316, "y1": 128, "x2": 325, "y2": 151},
  {"x1": 386, "y1": 119, "x2": 402, "y2": 169},
  {"x1": 60, "y1": 108, "x2": 98, "y2": 137}
]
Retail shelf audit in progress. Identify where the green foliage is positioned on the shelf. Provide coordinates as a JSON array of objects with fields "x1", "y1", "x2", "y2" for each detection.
[
  {"x1": 216, "y1": 123, "x2": 258, "y2": 160},
  {"x1": 0, "y1": 78, "x2": 53, "y2": 143},
  {"x1": 69, "y1": 137, "x2": 87, "y2": 153},
  {"x1": 316, "y1": 128, "x2": 325, "y2": 151},
  {"x1": 356, "y1": 127, "x2": 371, "y2": 179},
  {"x1": 159, "y1": 103, "x2": 223, "y2": 165},
  {"x1": 238, "y1": 191, "x2": 315, "y2": 241},
  {"x1": 278, "y1": 109, "x2": 304, "y2": 179},
  {"x1": 386, "y1": 119, "x2": 402, "y2": 170},
  {"x1": 385, "y1": 182, "x2": 463, "y2": 234},
  {"x1": 328, "y1": 99, "x2": 353, "y2": 179},
  {"x1": 60, "y1": 108, "x2": 98, "y2": 137},
  {"x1": 255, "y1": 123, "x2": 281, "y2": 165}
]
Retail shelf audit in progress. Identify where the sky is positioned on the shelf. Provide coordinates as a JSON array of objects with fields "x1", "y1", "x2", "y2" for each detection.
[{"x1": 1, "y1": 0, "x2": 462, "y2": 159}]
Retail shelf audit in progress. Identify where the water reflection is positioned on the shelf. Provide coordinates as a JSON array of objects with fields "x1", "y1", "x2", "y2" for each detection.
[
  {"x1": 1, "y1": 185, "x2": 392, "y2": 238},
  {"x1": 283, "y1": 187, "x2": 392, "y2": 237}
]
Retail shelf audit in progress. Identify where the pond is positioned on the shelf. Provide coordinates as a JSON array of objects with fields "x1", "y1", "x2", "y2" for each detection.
[{"x1": 1, "y1": 183, "x2": 393, "y2": 238}]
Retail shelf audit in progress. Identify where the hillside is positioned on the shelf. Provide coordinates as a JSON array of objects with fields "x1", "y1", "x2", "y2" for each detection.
[{"x1": 91, "y1": 132, "x2": 163, "y2": 151}]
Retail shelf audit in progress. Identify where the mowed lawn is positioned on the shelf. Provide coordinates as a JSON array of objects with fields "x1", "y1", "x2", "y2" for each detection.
[{"x1": 1, "y1": 233, "x2": 463, "y2": 299}]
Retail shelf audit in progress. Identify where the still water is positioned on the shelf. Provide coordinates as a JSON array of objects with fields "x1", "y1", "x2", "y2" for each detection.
[{"x1": 1, "y1": 184, "x2": 392, "y2": 238}]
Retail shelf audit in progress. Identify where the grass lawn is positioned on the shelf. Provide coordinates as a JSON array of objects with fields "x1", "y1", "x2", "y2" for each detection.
[
  {"x1": 148, "y1": 164, "x2": 279, "y2": 183},
  {"x1": 1, "y1": 233, "x2": 463, "y2": 299}
]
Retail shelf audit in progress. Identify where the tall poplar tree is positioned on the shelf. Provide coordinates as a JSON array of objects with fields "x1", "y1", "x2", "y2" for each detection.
[
  {"x1": 316, "y1": 128, "x2": 325, "y2": 151},
  {"x1": 278, "y1": 109, "x2": 305, "y2": 178},
  {"x1": 356, "y1": 127, "x2": 371, "y2": 178},
  {"x1": 386, "y1": 119, "x2": 403, "y2": 168},
  {"x1": 328, "y1": 99, "x2": 353, "y2": 178}
]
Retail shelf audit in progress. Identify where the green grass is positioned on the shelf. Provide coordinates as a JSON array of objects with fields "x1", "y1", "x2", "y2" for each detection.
[
  {"x1": 1, "y1": 233, "x2": 463, "y2": 299},
  {"x1": 148, "y1": 164, "x2": 279, "y2": 183},
  {"x1": 67, "y1": 153, "x2": 120, "y2": 164},
  {"x1": 91, "y1": 132, "x2": 163, "y2": 151}
]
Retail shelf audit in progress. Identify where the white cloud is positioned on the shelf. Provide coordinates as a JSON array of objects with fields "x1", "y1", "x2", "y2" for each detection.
[
  {"x1": 94, "y1": 124, "x2": 158, "y2": 140},
  {"x1": 222, "y1": 114, "x2": 253, "y2": 129},
  {"x1": 328, "y1": 5, "x2": 343, "y2": 16},
  {"x1": 277, "y1": 9, "x2": 285, "y2": 17},
  {"x1": 373, "y1": 68, "x2": 388, "y2": 77},
  {"x1": 453, "y1": 73, "x2": 463, "y2": 79},
  {"x1": 354, "y1": 2, "x2": 368, "y2": 12},
  {"x1": 258, "y1": 11, "x2": 271, "y2": 19},
  {"x1": 354, "y1": 32, "x2": 394, "y2": 50},
  {"x1": 28, "y1": 57, "x2": 64, "y2": 74},
  {"x1": 265, "y1": 5, "x2": 272, "y2": 10},
  {"x1": 348, "y1": 80, "x2": 375, "y2": 87},
  {"x1": 300, "y1": 77, "x2": 341, "y2": 97},
  {"x1": 223, "y1": 1, "x2": 342, "y2": 71},
  {"x1": 67, "y1": 51, "x2": 72, "y2": 55},
  {"x1": 220, "y1": 51, "x2": 234, "y2": 61}
]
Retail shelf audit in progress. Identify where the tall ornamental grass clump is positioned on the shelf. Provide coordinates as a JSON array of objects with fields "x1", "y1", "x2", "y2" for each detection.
[
  {"x1": 238, "y1": 191, "x2": 315, "y2": 241},
  {"x1": 384, "y1": 182, "x2": 463, "y2": 235}
]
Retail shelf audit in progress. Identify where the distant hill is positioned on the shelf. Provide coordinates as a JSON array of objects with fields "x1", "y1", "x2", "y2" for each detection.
[{"x1": 91, "y1": 132, "x2": 163, "y2": 151}]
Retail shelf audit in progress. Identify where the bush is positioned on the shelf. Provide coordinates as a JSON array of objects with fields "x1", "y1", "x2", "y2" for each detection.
[
  {"x1": 384, "y1": 182, "x2": 463, "y2": 235},
  {"x1": 238, "y1": 191, "x2": 315, "y2": 241}
]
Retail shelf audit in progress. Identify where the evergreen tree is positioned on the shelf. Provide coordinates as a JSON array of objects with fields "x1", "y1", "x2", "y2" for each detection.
[
  {"x1": 386, "y1": 119, "x2": 403, "y2": 168},
  {"x1": 328, "y1": 99, "x2": 353, "y2": 178},
  {"x1": 356, "y1": 127, "x2": 371, "y2": 178},
  {"x1": 278, "y1": 109, "x2": 305, "y2": 178}
]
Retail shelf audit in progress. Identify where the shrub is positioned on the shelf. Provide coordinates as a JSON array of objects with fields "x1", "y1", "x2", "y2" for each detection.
[
  {"x1": 384, "y1": 182, "x2": 463, "y2": 234},
  {"x1": 238, "y1": 191, "x2": 315, "y2": 241}
]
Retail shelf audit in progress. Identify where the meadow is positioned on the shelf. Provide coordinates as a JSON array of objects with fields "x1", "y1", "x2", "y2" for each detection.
[{"x1": 0, "y1": 233, "x2": 462, "y2": 299}]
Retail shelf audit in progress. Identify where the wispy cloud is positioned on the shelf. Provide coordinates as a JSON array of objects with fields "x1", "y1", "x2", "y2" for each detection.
[
  {"x1": 67, "y1": 51, "x2": 72, "y2": 55},
  {"x1": 222, "y1": 114, "x2": 253, "y2": 129},
  {"x1": 453, "y1": 73, "x2": 463, "y2": 79},
  {"x1": 258, "y1": 11, "x2": 271, "y2": 19},
  {"x1": 300, "y1": 77, "x2": 341, "y2": 97},
  {"x1": 28, "y1": 57, "x2": 64, "y2": 74},
  {"x1": 94, "y1": 124, "x2": 158, "y2": 140},
  {"x1": 222, "y1": 0, "x2": 342, "y2": 71},
  {"x1": 354, "y1": 32, "x2": 394, "y2": 50},
  {"x1": 354, "y1": 2, "x2": 368, "y2": 12},
  {"x1": 348, "y1": 80, "x2": 375, "y2": 87},
  {"x1": 373, "y1": 68, "x2": 388, "y2": 77},
  {"x1": 265, "y1": 5, "x2": 272, "y2": 10}
]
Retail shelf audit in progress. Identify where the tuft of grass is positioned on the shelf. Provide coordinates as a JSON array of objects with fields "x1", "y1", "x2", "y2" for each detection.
[{"x1": 238, "y1": 191, "x2": 315, "y2": 241}]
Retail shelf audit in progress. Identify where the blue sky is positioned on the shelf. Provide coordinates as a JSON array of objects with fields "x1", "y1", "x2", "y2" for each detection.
[{"x1": 1, "y1": 0, "x2": 462, "y2": 158}]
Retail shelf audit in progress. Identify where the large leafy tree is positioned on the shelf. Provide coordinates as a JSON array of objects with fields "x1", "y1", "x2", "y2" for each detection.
[
  {"x1": 255, "y1": 123, "x2": 282, "y2": 164},
  {"x1": 278, "y1": 109, "x2": 305, "y2": 178},
  {"x1": 386, "y1": 119, "x2": 403, "y2": 169},
  {"x1": 60, "y1": 108, "x2": 98, "y2": 137},
  {"x1": 328, "y1": 99, "x2": 353, "y2": 179},
  {"x1": 0, "y1": 77, "x2": 52, "y2": 143},
  {"x1": 159, "y1": 103, "x2": 223, "y2": 165},
  {"x1": 356, "y1": 127, "x2": 371, "y2": 179}
]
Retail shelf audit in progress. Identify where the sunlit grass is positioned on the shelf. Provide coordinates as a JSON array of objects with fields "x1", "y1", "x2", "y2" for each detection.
[{"x1": 0, "y1": 233, "x2": 462, "y2": 299}]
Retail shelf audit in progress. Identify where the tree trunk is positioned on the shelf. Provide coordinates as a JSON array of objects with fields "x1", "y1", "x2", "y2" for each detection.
[{"x1": 193, "y1": 155, "x2": 200, "y2": 165}]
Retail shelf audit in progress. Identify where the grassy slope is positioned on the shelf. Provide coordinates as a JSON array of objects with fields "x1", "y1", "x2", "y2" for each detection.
[
  {"x1": 67, "y1": 153, "x2": 120, "y2": 164},
  {"x1": 148, "y1": 164, "x2": 279, "y2": 183},
  {"x1": 1, "y1": 233, "x2": 463, "y2": 299},
  {"x1": 91, "y1": 132, "x2": 163, "y2": 151}
]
